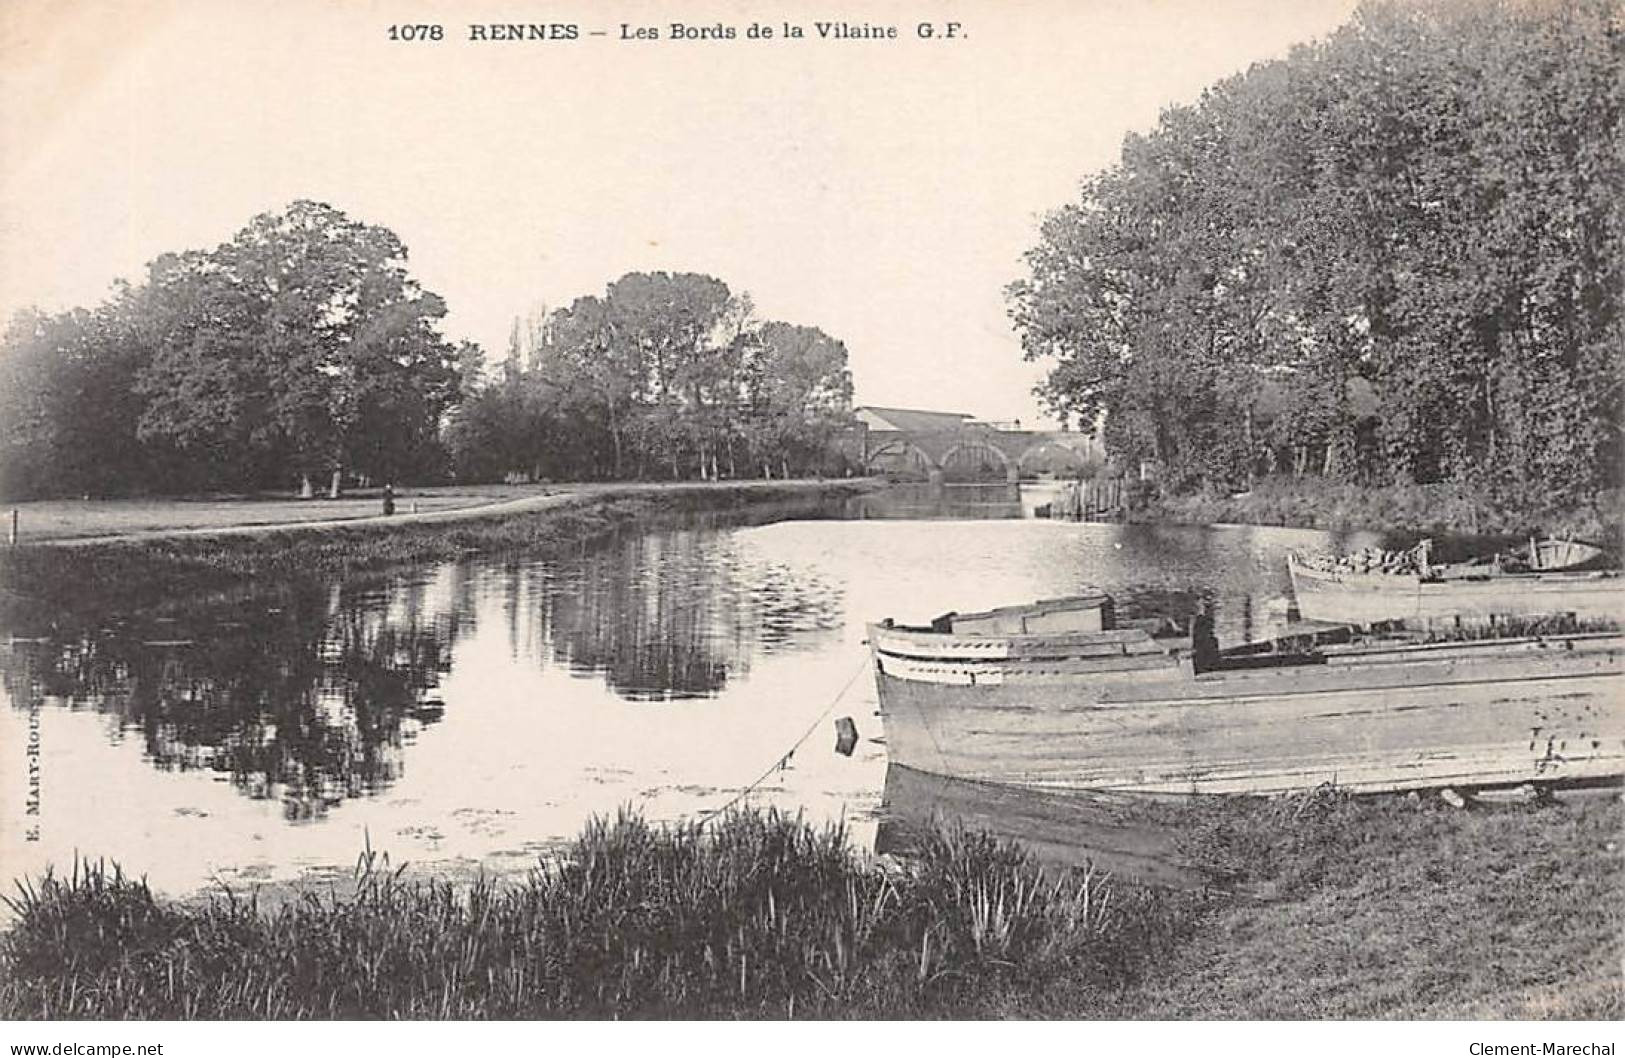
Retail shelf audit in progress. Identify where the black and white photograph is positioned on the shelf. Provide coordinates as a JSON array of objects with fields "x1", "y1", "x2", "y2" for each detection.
[{"x1": 0, "y1": 0, "x2": 1620, "y2": 1043}]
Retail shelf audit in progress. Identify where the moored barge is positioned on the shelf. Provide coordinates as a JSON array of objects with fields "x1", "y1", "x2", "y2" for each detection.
[{"x1": 869, "y1": 594, "x2": 1624, "y2": 797}]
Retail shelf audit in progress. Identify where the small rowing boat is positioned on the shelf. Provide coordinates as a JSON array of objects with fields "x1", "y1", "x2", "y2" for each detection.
[{"x1": 1286, "y1": 545, "x2": 1622, "y2": 626}]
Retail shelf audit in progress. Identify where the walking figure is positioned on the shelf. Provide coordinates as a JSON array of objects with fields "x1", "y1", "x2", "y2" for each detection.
[{"x1": 382, "y1": 484, "x2": 396, "y2": 517}]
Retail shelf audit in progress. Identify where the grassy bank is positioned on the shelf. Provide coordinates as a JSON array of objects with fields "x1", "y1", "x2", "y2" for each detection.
[
  {"x1": 3, "y1": 793, "x2": 1617, "y2": 1020},
  {"x1": 1134, "y1": 477, "x2": 1622, "y2": 540},
  {"x1": 0, "y1": 480, "x2": 872, "y2": 621},
  {"x1": 0, "y1": 810, "x2": 1178, "y2": 1020},
  {"x1": 1106, "y1": 787, "x2": 1624, "y2": 1019}
]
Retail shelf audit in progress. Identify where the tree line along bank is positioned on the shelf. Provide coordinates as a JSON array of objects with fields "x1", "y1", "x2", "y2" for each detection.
[
  {"x1": 1008, "y1": 0, "x2": 1621, "y2": 524},
  {"x1": 0, "y1": 202, "x2": 856, "y2": 501}
]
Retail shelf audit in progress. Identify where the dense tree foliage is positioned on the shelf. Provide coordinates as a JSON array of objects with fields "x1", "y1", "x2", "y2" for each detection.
[
  {"x1": 1010, "y1": 0, "x2": 1622, "y2": 511},
  {"x1": 445, "y1": 273, "x2": 855, "y2": 483},
  {"x1": 0, "y1": 305, "x2": 152, "y2": 499},
  {"x1": 2, "y1": 221, "x2": 855, "y2": 497},
  {"x1": 0, "y1": 202, "x2": 463, "y2": 498}
]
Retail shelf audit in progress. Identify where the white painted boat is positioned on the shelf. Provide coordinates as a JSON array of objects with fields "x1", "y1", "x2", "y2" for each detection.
[{"x1": 1286, "y1": 551, "x2": 1624, "y2": 626}]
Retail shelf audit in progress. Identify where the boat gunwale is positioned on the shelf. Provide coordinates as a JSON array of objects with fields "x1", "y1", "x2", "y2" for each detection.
[
  {"x1": 874, "y1": 649, "x2": 1620, "y2": 704},
  {"x1": 870, "y1": 620, "x2": 1623, "y2": 666},
  {"x1": 1286, "y1": 550, "x2": 1622, "y2": 588},
  {"x1": 870, "y1": 623, "x2": 1160, "y2": 644}
]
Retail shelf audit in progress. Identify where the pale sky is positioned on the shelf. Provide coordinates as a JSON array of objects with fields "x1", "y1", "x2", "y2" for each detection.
[{"x1": 1, "y1": 0, "x2": 1357, "y2": 425}]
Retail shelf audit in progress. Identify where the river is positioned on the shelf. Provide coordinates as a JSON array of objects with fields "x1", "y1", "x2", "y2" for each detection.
[{"x1": 0, "y1": 484, "x2": 1377, "y2": 901}]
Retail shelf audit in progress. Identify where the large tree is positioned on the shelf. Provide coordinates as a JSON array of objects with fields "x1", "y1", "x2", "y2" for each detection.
[
  {"x1": 449, "y1": 272, "x2": 855, "y2": 483},
  {"x1": 739, "y1": 321, "x2": 855, "y2": 479},
  {"x1": 135, "y1": 201, "x2": 461, "y2": 493},
  {"x1": 0, "y1": 303, "x2": 151, "y2": 499},
  {"x1": 1010, "y1": 0, "x2": 1622, "y2": 511}
]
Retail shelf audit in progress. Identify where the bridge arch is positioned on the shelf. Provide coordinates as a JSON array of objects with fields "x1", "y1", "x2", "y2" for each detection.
[
  {"x1": 939, "y1": 441, "x2": 1015, "y2": 482},
  {"x1": 864, "y1": 439, "x2": 938, "y2": 479},
  {"x1": 1016, "y1": 439, "x2": 1090, "y2": 476}
]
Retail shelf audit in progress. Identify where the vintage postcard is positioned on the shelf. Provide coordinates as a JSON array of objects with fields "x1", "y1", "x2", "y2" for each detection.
[{"x1": 0, "y1": 0, "x2": 1619, "y2": 1044}]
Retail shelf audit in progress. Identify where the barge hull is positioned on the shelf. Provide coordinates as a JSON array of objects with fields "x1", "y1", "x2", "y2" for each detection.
[{"x1": 873, "y1": 637, "x2": 1625, "y2": 795}]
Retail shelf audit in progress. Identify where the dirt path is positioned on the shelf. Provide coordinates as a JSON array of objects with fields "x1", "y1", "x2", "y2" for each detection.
[{"x1": 20, "y1": 480, "x2": 861, "y2": 548}]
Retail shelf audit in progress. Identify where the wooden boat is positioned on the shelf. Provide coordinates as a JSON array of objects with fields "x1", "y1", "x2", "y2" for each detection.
[
  {"x1": 868, "y1": 594, "x2": 1625, "y2": 798},
  {"x1": 1287, "y1": 549, "x2": 1623, "y2": 626}
]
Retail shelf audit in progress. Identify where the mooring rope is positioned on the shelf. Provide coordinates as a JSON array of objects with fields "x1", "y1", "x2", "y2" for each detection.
[{"x1": 697, "y1": 650, "x2": 873, "y2": 828}]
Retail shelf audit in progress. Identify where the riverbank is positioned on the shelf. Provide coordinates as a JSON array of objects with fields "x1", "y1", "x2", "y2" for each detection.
[
  {"x1": 0, "y1": 479, "x2": 877, "y2": 620},
  {"x1": 5, "y1": 479, "x2": 881, "y2": 547},
  {"x1": 1, "y1": 483, "x2": 553, "y2": 545},
  {"x1": 2, "y1": 791, "x2": 1617, "y2": 1019},
  {"x1": 1132, "y1": 477, "x2": 1622, "y2": 541},
  {"x1": 1102, "y1": 787, "x2": 1623, "y2": 1019}
]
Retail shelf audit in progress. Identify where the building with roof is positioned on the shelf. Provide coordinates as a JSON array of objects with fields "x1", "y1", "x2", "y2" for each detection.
[{"x1": 854, "y1": 406, "x2": 979, "y2": 433}]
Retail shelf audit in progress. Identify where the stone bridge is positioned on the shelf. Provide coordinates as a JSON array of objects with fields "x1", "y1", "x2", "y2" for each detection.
[{"x1": 840, "y1": 424, "x2": 1105, "y2": 483}]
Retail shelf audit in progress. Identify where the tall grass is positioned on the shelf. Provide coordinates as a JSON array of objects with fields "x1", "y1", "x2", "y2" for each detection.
[
  {"x1": 7, "y1": 794, "x2": 1617, "y2": 1020},
  {"x1": 0, "y1": 809, "x2": 1176, "y2": 1020}
]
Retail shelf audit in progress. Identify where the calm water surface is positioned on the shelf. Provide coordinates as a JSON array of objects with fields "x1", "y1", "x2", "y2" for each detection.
[{"x1": 0, "y1": 485, "x2": 1375, "y2": 901}]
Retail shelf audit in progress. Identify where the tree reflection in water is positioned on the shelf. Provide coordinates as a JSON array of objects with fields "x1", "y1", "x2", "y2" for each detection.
[
  {"x1": 0, "y1": 519, "x2": 847, "y2": 817},
  {"x1": 474, "y1": 525, "x2": 845, "y2": 701},
  {"x1": 1, "y1": 576, "x2": 459, "y2": 821},
  {"x1": 546, "y1": 531, "x2": 739, "y2": 699}
]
